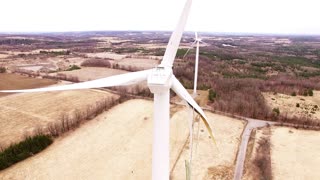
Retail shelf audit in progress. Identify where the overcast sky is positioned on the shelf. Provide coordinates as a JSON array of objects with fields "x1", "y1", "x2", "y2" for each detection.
[{"x1": 0, "y1": 0, "x2": 319, "y2": 35}]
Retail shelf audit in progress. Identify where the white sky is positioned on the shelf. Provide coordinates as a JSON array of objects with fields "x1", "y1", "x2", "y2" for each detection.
[{"x1": 0, "y1": 0, "x2": 319, "y2": 35}]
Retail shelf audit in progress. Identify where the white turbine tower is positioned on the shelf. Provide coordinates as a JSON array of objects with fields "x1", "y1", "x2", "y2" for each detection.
[
  {"x1": 0, "y1": 0, "x2": 215, "y2": 179},
  {"x1": 183, "y1": 32, "x2": 206, "y2": 97}
]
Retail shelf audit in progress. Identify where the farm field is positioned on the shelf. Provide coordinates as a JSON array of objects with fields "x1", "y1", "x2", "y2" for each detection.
[
  {"x1": 56, "y1": 67, "x2": 149, "y2": 93},
  {"x1": 171, "y1": 113, "x2": 245, "y2": 180},
  {"x1": 263, "y1": 91, "x2": 320, "y2": 120},
  {"x1": 86, "y1": 52, "x2": 127, "y2": 60},
  {"x1": 0, "y1": 73, "x2": 57, "y2": 97},
  {"x1": 115, "y1": 58, "x2": 159, "y2": 70},
  {"x1": 58, "y1": 67, "x2": 128, "y2": 81},
  {"x1": 243, "y1": 126, "x2": 320, "y2": 180},
  {"x1": 191, "y1": 90, "x2": 209, "y2": 106},
  {"x1": 0, "y1": 89, "x2": 118, "y2": 148},
  {"x1": 0, "y1": 99, "x2": 245, "y2": 180},
  {"x1": 171, "y1": 90, "x2": 209, "y2": 107},
  {"x1": 0, "y1": 53, "x2": 9, "y2": 59},
  {"x1": 270, "y1": 127, "x2": 320, "y2": 180},
  {"x1": 137, "y1": 43, "x2": 191, "y2": 50}
]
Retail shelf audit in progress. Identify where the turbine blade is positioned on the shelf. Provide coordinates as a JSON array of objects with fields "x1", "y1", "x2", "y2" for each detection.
[
  {"x1": 171, "y1": 76, "x2": 217, "y2": 146},
  {"x1": 199, "y1": 40, "x2": 210, "y2": 46},
  {"x1": 182, "y1": 41, "x2": 196, "y2": 59},
  {"x1": 0, "y1": 70, "x2": 151, "y2": 93},
  {"x1": 195, "y1": 32, "x2": 198, "y2": 40},
  {"x1": 160, "y1": 0, "x2": 192, "y2": 67}
]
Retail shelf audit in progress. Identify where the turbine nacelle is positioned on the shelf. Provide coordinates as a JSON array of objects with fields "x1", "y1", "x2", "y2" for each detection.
[
  {"x1": 195, "y1": 37, "x2": 202, "y2": 42},
  {"x1": 195, "y1": 32, "x2": 202, "y2": 43},
  {"x1": 147, "y1": 66, "x2": 173, "y2": 94}
]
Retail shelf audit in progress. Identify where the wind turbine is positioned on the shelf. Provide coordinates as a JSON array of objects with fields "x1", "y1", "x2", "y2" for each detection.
[
  {"x1": 0, "y1": 0, "x2": 215, "y2": 179},
  {"x1": 183, "y1": 32, "x2": 206, "y2": 97}
]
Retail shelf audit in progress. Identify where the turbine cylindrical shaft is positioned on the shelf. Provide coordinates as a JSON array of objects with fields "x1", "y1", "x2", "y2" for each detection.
[
  {"x1": 193, "y1": 40, "x2": 200, "y2": 96},
  {"x1": 152, "y1": 90, "x2": 170, "y2": 180}
]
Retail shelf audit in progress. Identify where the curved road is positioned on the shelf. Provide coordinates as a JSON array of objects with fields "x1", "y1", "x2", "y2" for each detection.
[
  {"x1": 174, "y1": 103, "x2": 277, "y2": 180},
  {"x1": 233, "y1": 118, "x2": 276, "y2": 180}
]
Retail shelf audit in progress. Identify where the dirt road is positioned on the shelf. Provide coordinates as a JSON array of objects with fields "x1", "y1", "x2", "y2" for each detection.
[{"x1": 233, "y1": 119, "x2": 275, "y2": 180}]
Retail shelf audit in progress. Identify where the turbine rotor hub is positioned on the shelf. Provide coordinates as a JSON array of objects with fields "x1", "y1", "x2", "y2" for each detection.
[{"x1": 147, "y1": 66, "x2": 173, "y2": 94}]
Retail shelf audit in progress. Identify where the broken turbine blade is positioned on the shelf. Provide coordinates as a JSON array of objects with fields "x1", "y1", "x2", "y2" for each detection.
[{"x1": 171, "y1": 76, "x2": 217, "y2": 146}]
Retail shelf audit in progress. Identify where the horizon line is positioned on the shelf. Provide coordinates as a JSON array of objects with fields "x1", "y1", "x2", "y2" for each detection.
[{"x1": 0, "y1": 30, "x2": 320, "y2": 37}]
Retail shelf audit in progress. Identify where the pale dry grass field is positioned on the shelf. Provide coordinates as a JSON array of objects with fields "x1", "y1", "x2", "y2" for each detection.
[
  {"x1": 0, "y1": 58, "x2": 26, "y2": 68},
  {"x1": 17, "y1": 65, "x2": 44, "y2": 71},
  {"x1": 86, "y1": 52, "x2": 127, "y2": 60},
  {"x1": 263, "y1": 91, "x2": 320, "y2": 120},
  {"x1": 58, "y1": 67, "x2": 128, "y2": 81},
  {"x1": 0, "y1": 100, "x2": 184, "y2": 179},
  {"x1": 46, "y1": 57, "x2": 86, "y2": 70},
  {"x1": 0, "y1": 53, "x2": 9, "y2": 59},
  {"x1": 270, "y1": 126, "x2": 320, "y2": 180},
  {"x1": 192, "y1": 90, "x2": 209, "y2": 106},
  {"x1": 64, "y1": 57, "x2": 87, "y2": 66},
  {"x1": 0, "y1": 99, "x2": 245, "y2": 180},
  {"x1": 0, "y1": 73, "x2": 57, "y2": 97},
  {"x1": 2, "y1": 57, "x2": 59, "y2": 72},
  {"x1": 91, "y1": 37, "x2": 116, "y2": 41},
  {"x1": 138, "y1": 43, "x2": 190, "y2": 50},
  {"x1": 116, "y1": 58, "x2": 159, "y2": 70},
  {"x1": 243, "y1": 126, "x2": 320, "y2": 180},
  {"x1": 137, "y1": 43, "x2": 167, "y2": 49},
  {"x1": 171, "y1": 113, "x2": 245, "y2": 180},
  {"x1": 91, "y1": 37, "x2": 131, "y2": 44},
  {"x1": 0, "y1": 89, "x2": 117, "y2": 148},
  {"x1": 171, "y1": 90, "x2": 209, "y2": 107},
  {"x1": 129, "y1": 55, "x2": 162, "y2": 61},
  {"x1": 4, "y1": 36, "x2": 36, "y2": 40},
  {"x1": 57, "y1": 67, "x2": 149, "y2": 93}
]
